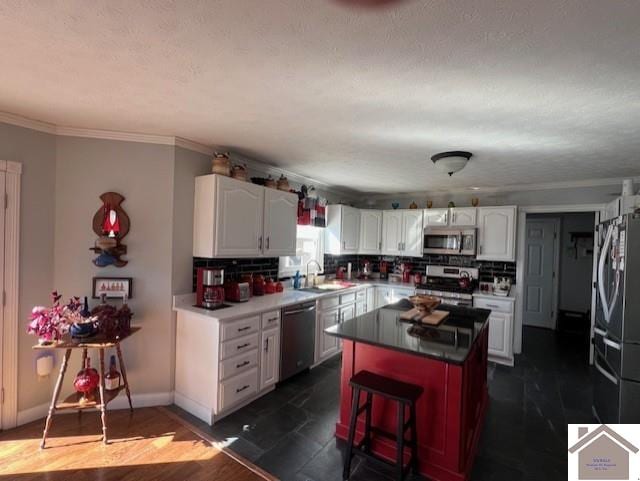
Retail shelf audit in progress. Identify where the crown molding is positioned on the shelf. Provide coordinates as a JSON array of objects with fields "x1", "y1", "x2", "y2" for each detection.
[
  {"x1": 364, "y1": 176, "x2": 640, "y2": 200},
  {"x1": 175, "y1": 137, "x2": 215, "y2": 156},
  {"x1": 0, "y1": 111, "x2": 57, "y2": 134},
  {"x1": 0, "y1": 110, "x2": 356, "y2": 199},
  {"x1": 0, "y1": 110, "x2": 214, "y2": 153}
]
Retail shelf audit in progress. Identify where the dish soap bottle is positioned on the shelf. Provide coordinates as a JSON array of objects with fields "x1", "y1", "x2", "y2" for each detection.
[{"x1": 104, "y1": 355, "x2": 121, "y2": 391}]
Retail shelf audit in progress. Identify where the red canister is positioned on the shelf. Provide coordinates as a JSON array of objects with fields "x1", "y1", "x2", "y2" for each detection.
[
  {"x1": 413, "y1": 273, "x2": 422, "y2": 285},
  {"x1": 253, "y1": 275, "x2": 265, "y2": 296}
]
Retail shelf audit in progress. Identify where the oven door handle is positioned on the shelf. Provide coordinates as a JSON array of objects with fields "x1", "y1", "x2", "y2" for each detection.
[
  {"x1": 594, "y1": 327, "x2": 607, "y2": 337},
  {"x1": 595, "y1": 357, "x2": 618, "y2": 385}
]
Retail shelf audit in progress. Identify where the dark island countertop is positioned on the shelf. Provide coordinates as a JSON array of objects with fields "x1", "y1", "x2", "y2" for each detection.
[{"x1": 325, "y1": 300, "x2": 490, "y2": 365}]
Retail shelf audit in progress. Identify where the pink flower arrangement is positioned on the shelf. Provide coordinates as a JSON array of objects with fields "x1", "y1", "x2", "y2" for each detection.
[{"x1": 27, "y1": 292, "x2": 84, "y2": 343}]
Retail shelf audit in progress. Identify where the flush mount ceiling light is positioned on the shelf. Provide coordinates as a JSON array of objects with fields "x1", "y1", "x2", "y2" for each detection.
[{"x1": 431, "y1": 151, "x2": 472, "y2": 176}]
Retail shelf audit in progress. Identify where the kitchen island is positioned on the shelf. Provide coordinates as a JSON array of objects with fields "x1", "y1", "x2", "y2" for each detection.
[{"x1": 325, "y1": 301, "x2": 490, "y2": 481}]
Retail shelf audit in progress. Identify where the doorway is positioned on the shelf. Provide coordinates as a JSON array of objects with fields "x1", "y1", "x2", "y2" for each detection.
[{"x1": 521, "y1": 212, "x2": 596, "y2": 358}]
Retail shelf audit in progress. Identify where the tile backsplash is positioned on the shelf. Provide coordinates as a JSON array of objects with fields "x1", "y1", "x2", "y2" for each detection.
[
  {"x1": 193, "y1": 257, "x2": 279, "y2": 291},
  {"x1": 324, "y1": 254, "x2": 516, "y2": 283},
  {"x1": 192, "y1": 252, "x2": 515, "y2": 291}
]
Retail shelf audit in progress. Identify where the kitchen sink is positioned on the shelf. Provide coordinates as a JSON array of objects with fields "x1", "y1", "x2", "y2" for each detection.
[{"x1": 298, "y1": 282, "x2": 356, "y2": 293}]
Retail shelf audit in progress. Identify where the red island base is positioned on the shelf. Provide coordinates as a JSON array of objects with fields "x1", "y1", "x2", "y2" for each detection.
[{"x1": 335, "y1": 329, "x2": 489, "y2": 481}]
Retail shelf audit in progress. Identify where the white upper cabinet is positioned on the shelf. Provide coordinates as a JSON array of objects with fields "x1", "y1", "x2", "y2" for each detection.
[
  {"x1": 450, "y1": 207, "x2": 477, "y2": 227},
  {"x1": 423, "y1": 208, "x2": 449, "y2": 226},
  {"x1": 381, "y1": 210, "x2": 403, "y2": 255},
  {"x1": 263, "y1": 188, "x2": 298, "y2": 256},
  {"x1": 326, "y1": 205, "x2": 361, "y2": 255},
  {"x1": 424, "y1": 207, "x2": 476, "y2": 227},
  {"x1": 359, "y1": 210, "x2": 383, "y2": 254},
  {"x1": 476, "y1": 206, "x2": 517, "y2": 261},
  {"x1": 381, "y1": 209, "x2": 423, "y2": 257},
  {"x1": 194, "y1": 174, "x2": 297, "y2": 258},
  {"x1": 402, "y1": 209, "x2": 424, "y2": 257}
]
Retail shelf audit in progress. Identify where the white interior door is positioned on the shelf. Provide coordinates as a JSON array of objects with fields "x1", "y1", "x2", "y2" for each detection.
[
  {"x1": 0, "y1": 171, "x2": 4, "y2": 428},
  {"x1": 523, "y1": 219, "x2": 558, "y2": 329}
]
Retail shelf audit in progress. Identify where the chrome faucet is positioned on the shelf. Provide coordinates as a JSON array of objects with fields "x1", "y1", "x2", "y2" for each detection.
[{"x1": 305, "y1": 260, "x2": 322, "y2": 287}]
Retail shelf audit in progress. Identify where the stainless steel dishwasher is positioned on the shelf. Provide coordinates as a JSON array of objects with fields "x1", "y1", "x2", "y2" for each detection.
[{"x1": 280, "y1": 301, "x2": 317, "y2": 381}]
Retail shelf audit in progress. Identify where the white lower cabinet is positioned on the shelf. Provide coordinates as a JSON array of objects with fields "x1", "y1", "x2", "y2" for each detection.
[
  {"x1": 317, "y1": 307, "x2": 340, "y2": 361},
  {"x1": 260, "y1": 327, "x2": 280, "y2": 391},
  {"x1": 174, "y1": 308, "x2": 284, "y2": 426},
  {"x1": 473, "y1": 296, "x2": 515, "y2": 365},
  {"x1": 218, "y1": 368, "x2": 259, "y2": 412}
]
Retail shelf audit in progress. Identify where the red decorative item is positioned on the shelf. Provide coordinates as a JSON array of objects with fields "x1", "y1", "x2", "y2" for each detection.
[
  {"x1": 264, "y1": 278, "x2": 276, "y2": 294},
  {"x1": 73, "y1": 357, "x2": 100, "y2": 402},
  {"x1": 101, "y1": 204, "x2": 121, "y2": 237},
  {"x1": 275, "y1": 281, "x2": 284, "y2": 293},
  {"x1": 253, "y1": 275, "x2": 265, "y2": 296}
]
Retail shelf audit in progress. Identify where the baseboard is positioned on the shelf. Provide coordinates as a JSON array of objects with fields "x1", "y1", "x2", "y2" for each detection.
[
  {"x1": 16, "y1": 391, "x2": 174, "y2": 427},
  {"x1": 173, "y1": 391, "x2": 212, "y2": 425}
]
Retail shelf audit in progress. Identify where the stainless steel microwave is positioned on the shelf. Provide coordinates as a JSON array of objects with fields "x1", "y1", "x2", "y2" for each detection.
[{"x1": 423, "y1": 228, "x2": 477, "y2": 256}]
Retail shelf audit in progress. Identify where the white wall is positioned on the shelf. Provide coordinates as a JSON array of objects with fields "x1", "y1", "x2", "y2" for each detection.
[
  {"x1": 54, "y1": 136, "x2": 176, "y2": 399},
  {"x1": 0, "y1": 122, "x2": 57, "y2": 412}
]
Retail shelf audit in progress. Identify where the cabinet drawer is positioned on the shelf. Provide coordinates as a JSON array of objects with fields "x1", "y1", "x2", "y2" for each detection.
[
  {"x1": 340, "y1": 292, "x2": 356, "y2": 305},
  {"x1": 221, "y1": 316, "x2": 260, "y2": 342},
  {"x1": 261, "y1": 310, "x2": 281, "y2": 330},
  {"x1": 473, "y1": 297, "x2": 513, "y2": 314},
  {"x1": 356, "y1": 289, "x2": 366, "y2": 301},
  {"x1": 220, "y1": 332, "x2": 259, "y2": 360},
  {"x1": 218, "y1": 368, "x2": 258, "y2": 412},
  {"x1": 319, "y1": 296, "x2": 339, "y2": 310},
  {"x1": 219, "y1": 349, "x2": 258, "y2": 381}
]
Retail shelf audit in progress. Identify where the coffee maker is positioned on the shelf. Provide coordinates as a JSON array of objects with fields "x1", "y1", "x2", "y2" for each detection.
[{"x1": 196, "y1": 268, "x2": 226, "y2": 309}]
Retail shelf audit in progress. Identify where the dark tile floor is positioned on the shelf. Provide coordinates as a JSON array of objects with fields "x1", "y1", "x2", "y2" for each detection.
[{"x1": 170, "y1": 326, "x2": 594, "y2": 481}]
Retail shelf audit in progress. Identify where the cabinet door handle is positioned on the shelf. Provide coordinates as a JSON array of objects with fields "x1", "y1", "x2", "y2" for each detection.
[
  {"x1": 237, "y1": 326, "x2": 251, "y2": 332},
  {"x1": 258, "y1": 236, "x2": 263, "y2": 250},
  {"x1": 266, "y1": 237, "x2": 270, "y2": 250},
  {"x1": 343, "y1": 240, "x2": 346, "y2": 250},
  {"x1": 398, "y1": 242, "x2": 401, "y2": 251},
  {"x1": 485, "y1": 304, "x2": 501, "y2": 309},
  {"x1": 237, "y1": 343, "x2": 250, "y2": 350},
  {"x1": 267, "y1": 317, "x2": 278, "y2": 323},
  {"x1": 264, "y1": 338, "x2": 269, "y2": 352},
  {"x1": 236, "y1": 360, "x2": 250, "y2": 369},
  {"x1": 236, "y1": 385, "x2": 251, "y2": 393},
  {"x1": 379, "y1": 241, "x2": 382, "y2": 250}
]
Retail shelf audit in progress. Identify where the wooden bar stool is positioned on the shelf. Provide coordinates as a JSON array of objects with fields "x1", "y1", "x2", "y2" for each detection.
[{"x1": 343, "y1": 370, "x2": 422, "y2": 481}]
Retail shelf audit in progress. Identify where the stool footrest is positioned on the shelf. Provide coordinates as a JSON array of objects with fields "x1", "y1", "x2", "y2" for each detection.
[{"x1": 351, "y1": 447, "x2": 412, "y2": 478}]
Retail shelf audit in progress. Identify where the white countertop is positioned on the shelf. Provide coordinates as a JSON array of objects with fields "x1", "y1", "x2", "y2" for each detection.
[
  {"x1": 472, "y1": 288, "x2": 516, "y2": 302},
  {"x1": 173, "y1": 279, "x2": 417, "y2": 322}
]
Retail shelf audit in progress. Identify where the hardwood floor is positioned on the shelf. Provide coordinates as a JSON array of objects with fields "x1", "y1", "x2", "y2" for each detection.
[{"x1": 0, "y1": 407, "x2": 273, "y2": 481}]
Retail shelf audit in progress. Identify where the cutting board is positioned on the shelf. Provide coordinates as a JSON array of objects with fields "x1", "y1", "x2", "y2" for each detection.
[{"x1": 400, "y1": 308, "x2": 450, "y2": 326}]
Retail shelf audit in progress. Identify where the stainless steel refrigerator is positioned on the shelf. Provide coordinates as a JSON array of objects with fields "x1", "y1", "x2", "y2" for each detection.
[{"x1": 593, "y1": 212, "x2": 640, "y2": 423}]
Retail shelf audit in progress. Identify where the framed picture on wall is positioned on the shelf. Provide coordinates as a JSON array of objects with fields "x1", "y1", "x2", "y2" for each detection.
[{"x1": 92, "y1": 277, "x2": 133, "y2": 299}]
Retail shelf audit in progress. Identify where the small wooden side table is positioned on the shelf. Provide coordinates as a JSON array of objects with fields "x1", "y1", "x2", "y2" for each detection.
[{"x1": 33, "y1": 327, "x2": 140, "y2": 448}]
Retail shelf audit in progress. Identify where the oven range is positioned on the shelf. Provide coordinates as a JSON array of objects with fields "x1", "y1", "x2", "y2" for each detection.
[{"x1": 416, "y1": 265, "x2": 479, "y2": 307}]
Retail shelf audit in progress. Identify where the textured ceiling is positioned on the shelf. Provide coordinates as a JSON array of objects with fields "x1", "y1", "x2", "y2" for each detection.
[{"x1": 1, "y1": 0, "x2": 640, "y2": 193}]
